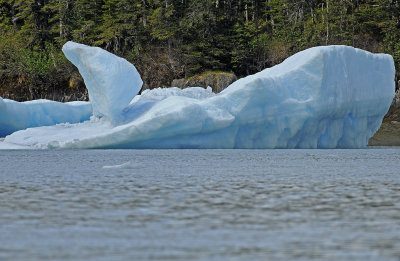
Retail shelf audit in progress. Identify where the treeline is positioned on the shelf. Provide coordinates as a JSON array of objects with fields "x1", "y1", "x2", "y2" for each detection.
[{"x1": 0, "y1": 0, "x2": 400, "y2": 101}]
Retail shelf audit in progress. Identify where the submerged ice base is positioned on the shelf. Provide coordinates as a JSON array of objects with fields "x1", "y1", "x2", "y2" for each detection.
[{"x1": 1, "y1": 44, "x2": 395, "y2": 149}]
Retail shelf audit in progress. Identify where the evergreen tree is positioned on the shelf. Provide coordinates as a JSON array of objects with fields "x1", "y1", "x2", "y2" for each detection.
[{"x1": 1, "y1": 0, "x2": 400, "y2": 99}]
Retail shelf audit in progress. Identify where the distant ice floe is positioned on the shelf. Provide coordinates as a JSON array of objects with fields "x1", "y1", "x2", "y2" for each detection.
[
  {"x1": 102, "y1": 161, "x2": 136, "y2": 169},
  {"x1": 0, "y1": 42, "x2": 395, "y2": 149}
]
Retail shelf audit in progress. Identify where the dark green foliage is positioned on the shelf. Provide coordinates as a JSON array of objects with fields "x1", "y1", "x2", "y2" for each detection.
[{"x1": 1, "y1": 0, "x2": 400, "y2": 101}]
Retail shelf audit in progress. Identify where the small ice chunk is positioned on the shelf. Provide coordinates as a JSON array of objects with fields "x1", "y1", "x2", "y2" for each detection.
[{"x1": 103, "y1": 161, "x2": 135, "y2": 169}]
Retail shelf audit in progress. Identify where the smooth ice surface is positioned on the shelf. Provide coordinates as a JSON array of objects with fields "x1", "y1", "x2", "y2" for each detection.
[
  {"x1": 0, "y1": 97, "x2": 92, "y2": 137},
  {"x1": 62, "y1": 41, "x2": 143, "y2": 122},
  {"x1": 1, "y1": 45, "x2": 395, "y2": 149}
]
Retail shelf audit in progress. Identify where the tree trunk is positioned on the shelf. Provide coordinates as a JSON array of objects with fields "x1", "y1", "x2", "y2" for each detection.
[
  {"x1": 326, "y1": 0, "x2": 329, "y2": 45},
  {"x1": 253, "y1": 0, "x2": 258, "y2": 29},
  {"x1": 311, "y1": 6, "x2": 314, "y2": 24},
  {"x1": 245, "y1": 3, "x2": 248, "y2": 25},
  {"x1": 166, "y1": 0, "x2": 173, "y2": 66},
  {"x1": 142, "y1": 0, "x2": 147, "y2": 27},
  {"x1": 59, "y1": 0, "x2": 64, "y2": 39}
]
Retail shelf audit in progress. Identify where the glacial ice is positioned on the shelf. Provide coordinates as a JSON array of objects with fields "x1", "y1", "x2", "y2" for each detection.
[
  {"x1": 0, "y1": 97, "x2": 92, "y2": 137},
  {"x1": 0, "y1": 43, "x2": 395, "y2": 149},
  {"x1": 62, "y1": 41, "x2": 143, "y2": 122}
]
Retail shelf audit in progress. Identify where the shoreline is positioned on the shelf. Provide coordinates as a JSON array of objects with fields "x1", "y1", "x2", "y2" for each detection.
[{"x1": 368, "y1": 120, "x2": 400, "y2": 146}]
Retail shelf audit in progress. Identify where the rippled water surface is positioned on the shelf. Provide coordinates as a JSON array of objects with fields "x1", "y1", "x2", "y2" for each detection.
[{"x1": 1, "y1": 149, "x2": 400, "y2": 260}]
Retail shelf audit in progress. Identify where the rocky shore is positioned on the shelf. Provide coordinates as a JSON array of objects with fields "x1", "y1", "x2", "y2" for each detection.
[
  {"x1": 369, "y1": 120, "x2": 400, "y2": 146},
  {"x1": 171, "y1": 72, "x2": 237, "y2": 93},
  {"x1": 369, "y1": 88, "x2": 400, "y2": 146}
]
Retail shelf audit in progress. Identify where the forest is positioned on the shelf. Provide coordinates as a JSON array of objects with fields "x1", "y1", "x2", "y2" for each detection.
[{"x1": 0, "y1": 0, "x2": 400, "y2": 101}]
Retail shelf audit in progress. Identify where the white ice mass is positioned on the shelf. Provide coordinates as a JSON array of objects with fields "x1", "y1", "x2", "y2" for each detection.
[
  {"x1": 0, "y1": 98, "x2": 91, "y2": 137},
  {"x1": 0, "y1": 42, "x2": 395, "y2": 149},
  {"x1": 62, "y1": 42, "x2": 143, "y2": 122}
]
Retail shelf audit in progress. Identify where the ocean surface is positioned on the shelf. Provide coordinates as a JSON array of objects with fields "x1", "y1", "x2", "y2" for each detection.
[{"x1": 0, "y1": 149, "x2": 399, "y2": 261}]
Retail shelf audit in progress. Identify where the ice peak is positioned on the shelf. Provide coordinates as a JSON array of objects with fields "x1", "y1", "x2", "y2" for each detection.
[{"x1": 62, "y1": 41, "x2": 143, "y2": 123}]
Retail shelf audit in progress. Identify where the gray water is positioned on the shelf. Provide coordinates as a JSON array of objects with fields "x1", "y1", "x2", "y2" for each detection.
[{"x1": 0, "y1": 149, "x2": 400, "y2": 261}]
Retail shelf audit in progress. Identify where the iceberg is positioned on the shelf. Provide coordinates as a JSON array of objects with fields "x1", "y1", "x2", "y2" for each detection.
[
  {"x1": 0, "y1": 97, "x2": 92, "y2": 137},
  {"x1": 0, "y1": 43, "x2": 395, "y2": 149}
]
